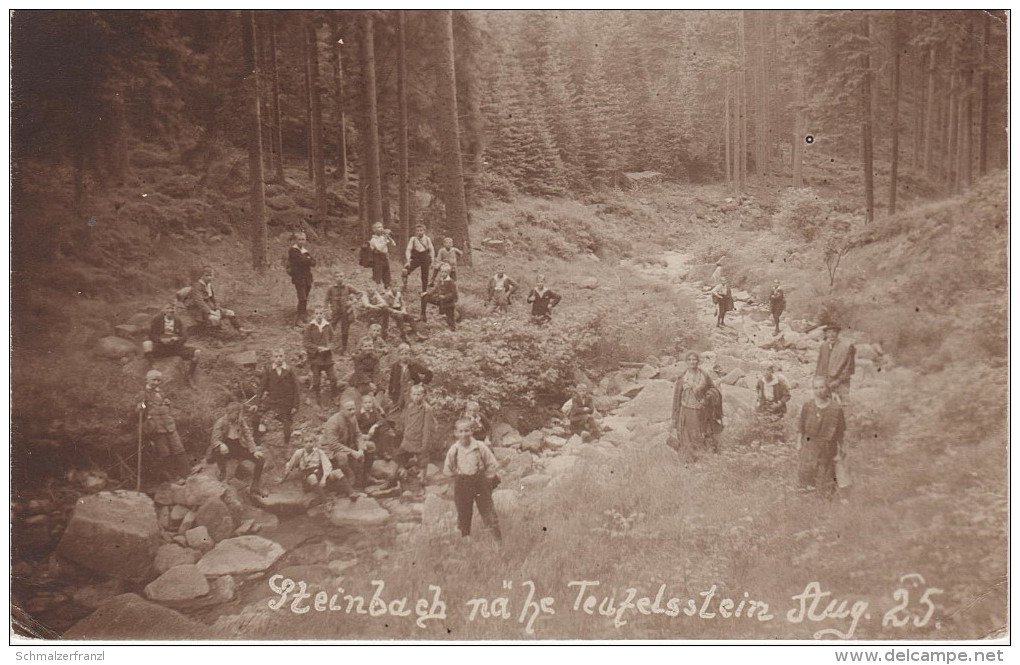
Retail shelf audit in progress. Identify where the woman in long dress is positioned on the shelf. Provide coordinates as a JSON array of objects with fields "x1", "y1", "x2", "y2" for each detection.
[
  {"x1": 670, "y1": 352, "x2": 720, "y2": 461},
  {"x1": 797, "y1": 377, "x2": 846, "y2": 495}
]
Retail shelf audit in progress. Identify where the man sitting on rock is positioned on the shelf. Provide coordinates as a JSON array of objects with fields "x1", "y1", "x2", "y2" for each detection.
[
  {"x1": 279, "y1": 434, "x2": 353, "y2": 505},
  {"x1": 387, "y1": 343, "x2": 433, "y2": 414},
  {"x1": 185, "y1": 266, "x2": 249, "y2": 336},
  {"x1": 567, "y1": 383, "x2": 601, "y2": 440},
  {"x1": 138, "y1": 369, "x2": 189, "y2": 484},
  {"x1": 321, "y1": 399, "x2": 370, "y2": 493},
  {"x1": 420, "y1": 263, "x2": 458, "y2": 331},
  {"x1": 358, "y1": 394, "x2": 395, "y2": 461},
  {"x1": 144, "y1": 302, "x2": 199, "y2": 387},
  {"x1": 207, "y1": 402, "x2": 266, "y2": 497}
]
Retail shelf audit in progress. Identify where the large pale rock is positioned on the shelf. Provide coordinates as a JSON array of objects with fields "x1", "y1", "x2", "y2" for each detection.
[
  {"x1": 229, "y1": 350, "x2": 258, "y2": 367},
  {"x1": 720, "y1": 368, "x2": 745, "y2": 385},
  {"x1": 422, "y1": 495, "x2": 455, "y2": 527},
  {"x1": 490, "y1": 422, "x2": 519, "y2": 446},
  {"x1": 63, "y1": 593, "x2": 214, "y2": 640},
  {"x1": 638, "y1": 364, "x2": 660, "y2": 380},
  {"x1": 185, "y1": 526, "x2": 213, "y2": 552},
  {"x1": 258, "y1": 481, "x2": 308, "y2": 516},
  {"x1": 518, "y1": 474, "x2": 551, "y2": 491},
  {"x1": 96, "y1": 336, "x2": 138, "y2": 359},
  {"x1": 114, "y1": 323, "x2": 145, "y2": 340},
  {"x1": 619, "y1": 383, "x2": 645, "y2": 399},
  {"x1": 501, "y1": 451, "x2": 534, "y2": 479},
  {"x1": 520, "y1": 430, "x2": 544, "y2": 453},
  {"x1": 127, "y1": 312, "x2": 156, "y2": 328},
  {"x1": 329, "y1": 498, "x2": 390, "y2": 527},
  {"x1": 72, "y1": 580, "x2": 126, "y2": 610},
  {"x1": 491, "y1": 489, "x2": 517, "y2": 514},
  {"x1": 239, "y1": 505, "x2": 279, "y2": 532},
  {"x1": 721, "y1": 384, "x2": 757, "y2": 420},
  {"x1": 492, "y1": 447, "x2": 516, "y2": 462},
  {"x1": 153, "y1": 543, "x2": 201, "y2": 575},
  {"x1": 544, "y1": 455, "x2": 578, "y2": 477},
  {"x1": 618, "y1": 379, "x2": 675, "y2": 424},
  {"x1": 658, "y1": 364, "x2": 686, "y2": 381},
  {"x1": 56, "y1": 491, "x2": 160, "y2": 580},
  {"x1": 171, "y1": 473, "x2": 227, "y2": 508},
  {"x1": 194, "y1": 497, "x2": 236, "y2": 543},
  {"x1": 196, "y1": 536, "x2": 285, "y2": 577},
  {"x1": 144, "y1": 564, "x2": 210, "y2": 602},
  {"x1": 542, "y1": 435, "x2": 567, "y2": 450},
  {"x1": 169, "y1": 504, "x2": 189, "y2": 527}
]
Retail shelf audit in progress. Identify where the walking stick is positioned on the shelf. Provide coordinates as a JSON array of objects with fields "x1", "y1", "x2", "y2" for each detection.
[{"x1": 136, "y1": 408, "x2": 145, "y2": 491}]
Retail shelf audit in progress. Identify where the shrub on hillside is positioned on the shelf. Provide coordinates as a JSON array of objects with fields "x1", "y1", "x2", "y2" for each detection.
[
  {"x1": 475, "y1": 171, "x2": 517, "y2": 203},
  {"x1": 773, "y1": 187, "x2": 836, "y2": 242}
]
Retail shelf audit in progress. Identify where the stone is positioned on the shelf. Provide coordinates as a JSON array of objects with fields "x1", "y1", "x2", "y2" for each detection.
[
  {"x1": 220, "y1": 486, "x2": 246, "y2": 522},
  {"x1": 501, "y1": 451, "x2": 534, "y2": 479},
  {"x1": 96, "y1": 336, "x2": 138, "y2": 359},
  {"x1": 240, "y1": 505, "x2": 280, "y2": 531},
  {"x1": 542, "y1": 435, "x2": 567, "y2": 450},
  {"x1": 491, "y1": 489, "x2": 517, "y2": 514},
  {"x1": 374, "y1": 548, "x2": 389, "y2": 560},
  {"x1": 194, "y1": 497, "x2": 236, "y2": 543},
  {"x1": 328, "y1": 557, "x2": 359, "y2": 575},
  {"x1": 171, "y1": 473, "x2": 227, "y2": 508},
  {"x1": 172, "y1": 535, "x2": 188, "y2": 547},
  {"x1": 127, "y1": 312, "x2": 155, "y2": 328},
  {"x1": 518, "y1": 474, "x2": 551, "y2": 491},
  {"x1": 371, "y1": 459, "x2": 399, "y2": 479},
  {"x1": 422, "y1": 494, "x2": 455, "y2": 527},
  {"x1": 196, "y1": 536, "x2": 285, "y2": 577},
  {"x1": 229, "y1": 350, "x2": 258, "y2": 368},
  {"x1": 721, "y1": 384, "x2": 757, "y2": 419},
  {"x1": 855, "y1": 343, "x2": 880, "y2": 361},
  {"x1": 563, "y1": 434, "x2": 584, "y2": 455},
  {"x1": 64, "y1": 593, "x2": 214, "y2": 640},
  {"x1": 544, "y1": 455, "x2": 578, "y2": 477},
  {"x1": 144, "y1": 564, "x2": 210, "y2": 602},
  {"x1": 185, "y1": 526, "x2": 213, "y2": 552},
  {"x1": 234, "y1": 518, "x2": 256, "y2": 536},
  {"x1": 169, "y1": 504, "x2": 189, "y2": 527},
  {"x1": 618, "y1": 379, "x2": 674, "y2": 424},
  {"x1": 500, "y1": 431, "x2": 523, "y2": 448},
  {"x1": 329, "y1": 498, "x2": 390, "y2": 527},
  {"x1": 593, "y1": 394, "x2": 618, "y2": 412},
  {"x1": 619, "y1": 383, "x2": 645, "y2": 399},
  {"x1": 490, "y1": 422, "x2": 519, "y2": 446},
  {"x1": 579, "y1": 277, "x2": 599, "y2": 289},
  {"x1": 153, "y1": 543, "x2": 201, "y2": 575},
  {"x1": 257, "y1": 481, "x2": 308, "y2": 516},
  {"x1": 276, "y1": 564, "x2": 334, "y2": 589},
  {"x1": 56, "y1": 491, "x2": 160, "y2": 580},
  {"x1": 72, "y1": 580, "x2": 126, "y2": 610},
  {"x1": 492, "y1": 447, "x2": 515, "y2": 462},
  {"x1": 520, "y1": 430, "x2": 544, "y2": 453},
  {"x1": 638, "y1": 365, "x2": 660, "y2": 380},
  {"x1": 179, "y1": 510, "x2": 196, "y2": 534},
  {"x1": 208, "y1": 575, "x2": 236, "y2": 603},
  {"x1": 157, "y1": 506, "x2": 170, "y2": 530},
  {"x1": 721, "y1": 368, "x2": 745, "y2": 385},
  {"x1": 114, "y1": 323, "x2": 145, "y2": 340}
]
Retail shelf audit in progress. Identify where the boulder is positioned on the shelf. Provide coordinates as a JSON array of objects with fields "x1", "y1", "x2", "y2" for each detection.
[
  {"x1": 220, "y1": 486, "x2": 246, "y2": 522},
  {"x1": 563, "y1": 434, "x2": 584, "y2": 455},
  {"x1": 544, "y1": 455, "x2": 578, "y2": 477},
  {"x1": 63, "y1": 593, "x2": 214, "y2": 640},
  {"x1": 257, "y1": 481, "x2": 308, "y2": 516},
  {"x1": 207, "y1": 575, "x2": 236, "y2": 604},
  {"x1": 491, "y1": 489, "x2": 517, "y2": 514},
  {"x1": 501, "y1": 451, "x2": 534, "y2": 479},
  {"x1": 328, "y1": 557, "x2": 359, "y2": 575},
  {"x1": 144, "y1": 564, "x2": 210, "y2": 602},
  {"x1": 490, "y1": 422, "x2": 520, "y2": 446},
  {"x1": 179, "y1": 510, "x2": 196, "y2": 534},
  {"x1": 72, "y1": 579, "x2": 126, "y2": 610},
  {"x1": 518, "y1": 474, "x2": 551, "y2": 491},
  {"x1": 721, "y1": 384, "x2": 757, "y2": 420},
  {"x1": 855, "y1": 343, "x2": 881, "y2": 361},
  {"x1": 196, "y1": 536, "x2": 285, "y2": 577},
  {"x1": 114, "y1": 323, "x2": 146, "y2": 340},
  {"x1": 593, "y1": 394, "x2": 618, "y2": 412},
  {"x1": 234, "y1": 519, "x2": 255, "y2": 536},
  {"x1": 619, "y1": 383, "x2": 645, "y2": 399},
  {"x1": 169, "y1": 504, "x2": 189, "y2": 527},
  {"x1": 194, "y1": 497, "x2": 236, "y2": 543},
  {"x1": 127, "y1": 312, "x2": 156, "y2": 328},
  {"x1": 492, "y1": 447, "x2": 516, "y2": 462},
  {"x1": 153, "y1": 543, "x2": 201, "y2": 575},
  {"x1": 239, "y1": 505, "x2": 280, "y2": 531},
  {"x1": 658, "y1": 364, "x2": 685, "y2": 381},
  {"x1": 579, "y1": 277, "x2": 599, "y2": 289},
  {"x1": 542, "y1": 435, "x2": 567, "y2": 450},
  {"x1": 185, "y1": 526, "x2": 213, "y2": 552},
  {"x1": 422, "y1": 494, "x2": 455, "y2": 527},
  {"x1": 229, "y1": 350, "x2": 258, "y2": 367},
  {"x1": 720, "y1": 368, "x2": 745, "y2": 385},
  {"x1": 56, "y1": 491, "x2": 160, "y2": 580},
  {"x1": 328, "y1": 498, "x2": 390, "y2": 527},
  {"x1": 520, "y1": 430, "x2": 544, "y2": 453},
  {"x1": 618, "y1": 379, "x2": 674, "y2": 424},
  {"x1": 171, "y1": 473, "x2": 227, "y2": 508},
  {"x1": 500, "y1": 431, "x2": 523, "y2": 448},
  {"x1": 638, "y1": 364, "x2": 660, "y2": 380},
  {"x1": 96, "y1": 336, "x2": 138, "y2": 360}
]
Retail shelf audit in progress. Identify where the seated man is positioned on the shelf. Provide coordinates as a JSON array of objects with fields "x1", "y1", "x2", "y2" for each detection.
[
  {"x1": 321, "y1": 400, "x2": 371, "y2": 491},
  {"x1": 360, "y1": 287, "x2": 391, "y2": 339},
  {"x1": 357, "y1": 394, "x2": 395, "y2": 461},
  {"x1": 420, "y1": 263, "x2": 458, "y2": 331},
  {"x1": 253, "y1": 348, "x2": 299, "y2": 447},
  {"x1": 387, "y1": 343, "x2": 433, "y2": 414},
  {"x1": 385, "y1": 285, "x2": 422, "y2": 343},
  {"x1": 279, "y1": 435, "x2": 354, "y2": 504},
  {"x1": 486, "y1": 265, "x2": 519, "y2": 314},
  {"x1": 185, "y1": 266, "x2": 248, "y2": 336},
  {"x1": 144, "y1": 302, "x2": 199, "y2": 386},
  {"x1": 207, "y1": 402, "x2": 266, "y2": 496},
  {"x1": 756, "y1": 364, "x2": 791, "y2": 443},
  {"x1": 567, "y1": 383, "x2": 601, "y2": 439},
  {"x1": 346, "y1": 337, "x2": 382, "y2": 397}
]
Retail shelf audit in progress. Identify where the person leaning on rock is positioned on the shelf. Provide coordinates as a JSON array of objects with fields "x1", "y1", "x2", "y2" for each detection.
[{"x1": 144, "y1": 302, "x2": 199, "y2": 387}]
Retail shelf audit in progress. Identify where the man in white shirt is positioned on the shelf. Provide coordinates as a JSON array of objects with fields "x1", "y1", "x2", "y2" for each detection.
[{"x1": 403, "y1": 224, "x2": 435, "y2": 294}]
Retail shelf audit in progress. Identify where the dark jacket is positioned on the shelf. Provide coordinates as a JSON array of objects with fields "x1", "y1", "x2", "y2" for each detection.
[
  {"x1": 260, "y1": 365, "x2": 300, "y2": 412},
  {"x1": 186, "y1": 279, "x2": 218, "y2": 318},
  {"x1": 326, "y1": 283, "x2": 360, "y2": 322},
  {"x1": 527, "y1": 287, "x2": 561, "y2": 318},
  {"x1": 149, "y1": 314, "x2": 188, "y2": 345},
  {"x1": 388, "y1": 359, "x2": 433, "y2": 403},
  {"x1": 303, "y1": 320, "x2": 334, "y2": 365},
  {"x1": 288, "y1": 246, "x2": 316, "y2": 284},
  {"x1": 429, "y1": 277, "x2": 458, "y2": 305}
]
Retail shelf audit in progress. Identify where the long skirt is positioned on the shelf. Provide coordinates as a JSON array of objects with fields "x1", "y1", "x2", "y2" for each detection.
[
  {"x1": 676, "y1": 406, "x2": 712, "y2": 461},
  {"x1": 797, "y1": 436, "x2": 837, "y2": 494}
]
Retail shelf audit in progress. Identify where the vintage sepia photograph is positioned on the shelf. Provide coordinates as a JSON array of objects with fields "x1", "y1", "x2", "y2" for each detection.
[{"x1": 9, "y1": 9, "x2": 1010, "y2": 645}]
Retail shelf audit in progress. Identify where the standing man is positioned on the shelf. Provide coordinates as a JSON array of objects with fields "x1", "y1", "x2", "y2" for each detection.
[
  {"x1": 526, "y1": 274, "x2": 561, "y2": 326},
  {"x1": 253, "y1": 348, "x2": 300, "y2": 447},
  {"x1": 815, "y1": 324, "x2": 855, "y2": 405},
  {"x1": 138, "y1": 370, "x2": 189, "y2": 483},
  {"x1": 404, "y1": 224, "x2": 435, "y2": 294},
  {"x1": 768, "y1": 280, "x2": 786, "y2": 335},
  {"x1": 144, "y1": 302, "x2": 199, "y2": 387},
  {"x1": 304, "y1": 306, "x2": 339, "y2": 407},
  {"x1": 444, "y1": 418, "x2": 502, "y2": 541},
  {"x1": 207, "y1": 402, "x2": 266, "y2": 497},
  {"x1": 287, "y1": 231, "x2": 316, "y2": 325},
  {"x1": 387, "y1": 343, "x2": 433, "y2": 413},
  {"x1": 711, "y1": 277, "x2": 734, "y2": 328},
  {"x1": 486, "y1": 265, "x2": 519, "y2": 314},
  {"x1": 396, "y1": 383, "x2": 437, "y2": 493},
  {"x1": 325, "y1": 270, "x2": 363, "y2": 356},
  {"x1": 369, "y1": 222, "x2": 396, "y2": 289}
]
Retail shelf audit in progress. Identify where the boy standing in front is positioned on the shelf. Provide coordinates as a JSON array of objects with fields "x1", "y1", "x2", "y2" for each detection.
[{"x1": 444, "y1": 418, "x2": 502, "y2": 541}]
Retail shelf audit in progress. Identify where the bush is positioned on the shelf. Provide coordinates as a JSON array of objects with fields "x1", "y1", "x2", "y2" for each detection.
[{"x1": 772, "y1": 187, "x2": 835, "y2": 242}]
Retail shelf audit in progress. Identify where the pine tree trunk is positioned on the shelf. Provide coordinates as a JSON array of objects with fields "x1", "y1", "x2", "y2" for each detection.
[
  {"x1": 269, "y1": 13, "x2": 285, "y2": 184},
  {"x1": 912, "y1": 48, "x2": 924, "y2": 169},
  {"x1": 332, "y1": 20, "x2": 348, "y2": 182},
  {"x1": 861, "y1": 14, "x2": 875, "y2": 223},
  {"x1": 923, "y1": 47, "x2": 937, "y2": 178},
  {"x1": 397, "y1": 11, "x2": 411, "y2": 247},
  {"x1": 944, "y1": 69, "x2": 958, "y2": 190},
  {"x1": 724, "y1": 85, "x2": 731, "y2": 186},
  {"x1": 242, "y1": 10, "x2": 267, "y2": 270},
  {"x1": 432, "y1": 10, "x2": 472, "y2": 266},
  {"x1": 307, "y1": 21, "x2": 327, "y2": 224},
  {"x1": 888, "y1": 11, "x2": 901, "y2": 215},
  {"x1": 792, "y1": 67, "x2": 805, "y2": 188},
  {"x1": 979, "y1": 12, "x2": 990, "y2": 175},
  {"x1": 737, "y1": 12, "x2": 747, "y2": 194},
  {"x1": 360, "y1": 13, "x2": 384, "y2": 228},
  {"x1": 303, "y1": 23, "x2": 314, "y2": 180}
]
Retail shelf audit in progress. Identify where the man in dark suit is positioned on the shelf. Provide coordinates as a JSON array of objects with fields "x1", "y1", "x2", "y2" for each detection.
[
  {"x1": 387, "y1": 343, "x2": 433, "y2": 413},
  {"x1": 253, "y1": 348, "x2": 300, "y2": 446},
  {"x1": 287, "y1": 231, "x2": 316, "y2": 324},
  {"x1": 144, "y1": 302, "x2": 199, "y2": 386}
]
